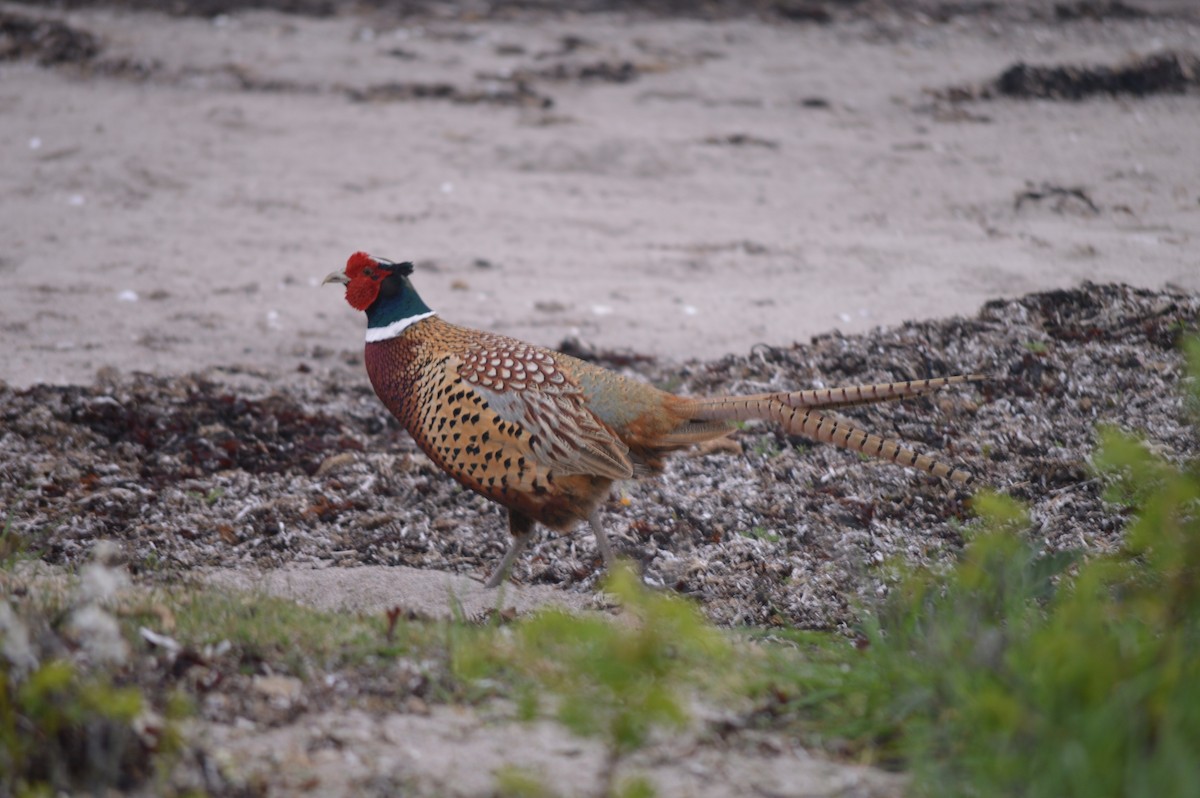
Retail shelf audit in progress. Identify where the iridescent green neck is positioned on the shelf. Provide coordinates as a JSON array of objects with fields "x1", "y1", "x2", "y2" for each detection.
[{"x1": 365, "y1": 277, "x2": 435, "y2": 342}]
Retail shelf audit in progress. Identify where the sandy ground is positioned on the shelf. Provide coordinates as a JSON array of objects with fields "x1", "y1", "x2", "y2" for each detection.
[
  {"x1": 3, "y1": 2, "x2": 1199, "y2": 795},
  {"x1": 2, "y1": 1, "x2": 1198, "y2": 389},
  {"x1": 203, "y1": 562, "x2": 598, "y2": 618}
]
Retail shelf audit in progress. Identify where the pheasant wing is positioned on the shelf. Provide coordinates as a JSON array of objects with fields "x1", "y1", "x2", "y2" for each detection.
[{"x1": 456, "y1": 342, "x2": 634, "y2": 481}]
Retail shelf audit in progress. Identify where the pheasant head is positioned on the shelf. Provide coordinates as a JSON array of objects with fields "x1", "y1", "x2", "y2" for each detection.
[{"x1": 324, "y1": 252, "x2": 435, "y2": 341}]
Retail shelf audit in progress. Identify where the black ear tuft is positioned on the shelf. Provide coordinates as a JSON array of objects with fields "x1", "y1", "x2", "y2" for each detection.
[{"x1": 373, "y1": 257, "x2": 415, "y2": 277}]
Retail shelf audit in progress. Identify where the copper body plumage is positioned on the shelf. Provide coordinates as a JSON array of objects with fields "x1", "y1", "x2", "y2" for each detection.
[{"x1": 327, "y1": 252, "x2": 981, "y2": 587}]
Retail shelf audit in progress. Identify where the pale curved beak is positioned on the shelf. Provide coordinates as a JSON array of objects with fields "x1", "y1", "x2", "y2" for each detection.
[{"x1": 323, "y1": 270, "x2": 350, "y2": 286}]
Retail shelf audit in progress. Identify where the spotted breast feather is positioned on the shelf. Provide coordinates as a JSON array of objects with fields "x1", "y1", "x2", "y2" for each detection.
[{"x1": 364, "y1": 319, "x2": 642, "y2": 533}]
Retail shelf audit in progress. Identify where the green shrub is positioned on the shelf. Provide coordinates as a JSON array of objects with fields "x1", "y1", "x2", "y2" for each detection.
[
  {"x1": 458, "y1": 564, "x2": 731, "y2": 798},
  {"x1": 0, "y1": 655, "x2": 155, "y2": 796}
]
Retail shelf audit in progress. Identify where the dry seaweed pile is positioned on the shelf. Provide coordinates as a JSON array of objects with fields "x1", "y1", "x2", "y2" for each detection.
[
  {"x1": 0, "y1": 10, "x2": 99, "y2": 65},
  {"x1": 937, "y1": 49, "x2": 1200, "y2": 102},
  {"x1": 2, "y1": 283, "x2": 1197, "y2": 628}
]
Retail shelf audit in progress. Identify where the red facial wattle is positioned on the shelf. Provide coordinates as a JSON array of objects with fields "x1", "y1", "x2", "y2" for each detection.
[{"x1": 345, "y1": 251, "x2": 385, "y2": 311}]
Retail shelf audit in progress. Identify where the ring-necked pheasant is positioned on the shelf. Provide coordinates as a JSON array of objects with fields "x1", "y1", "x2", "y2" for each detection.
[{"x1": 325, "y1": 252, "x2": 981, "y2": 587}]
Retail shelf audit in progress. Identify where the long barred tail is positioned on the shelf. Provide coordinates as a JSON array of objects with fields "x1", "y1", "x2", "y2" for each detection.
[
  {"x1": 693, "y1": 374, "x2": 986, "y2": 412},
  {"x1": 797, "y1": 407, "x2": 974, "y2": 485},
  {"x1": 681, "y1": 376, "x2": 979, "y2": 482}
]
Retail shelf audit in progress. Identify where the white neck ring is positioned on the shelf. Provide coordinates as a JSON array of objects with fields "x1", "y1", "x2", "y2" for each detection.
[{"x1": 365, "y1": 311, "x2": 436, "y2": 342}]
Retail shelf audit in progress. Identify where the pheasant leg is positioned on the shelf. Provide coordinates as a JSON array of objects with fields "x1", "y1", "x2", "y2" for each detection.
[
  {"x1": 588, "y1": 509, "x2": 615, "y2": 570},
  {"x1": 485, "y1": 510, "x2": 536, "y2": 588}
]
